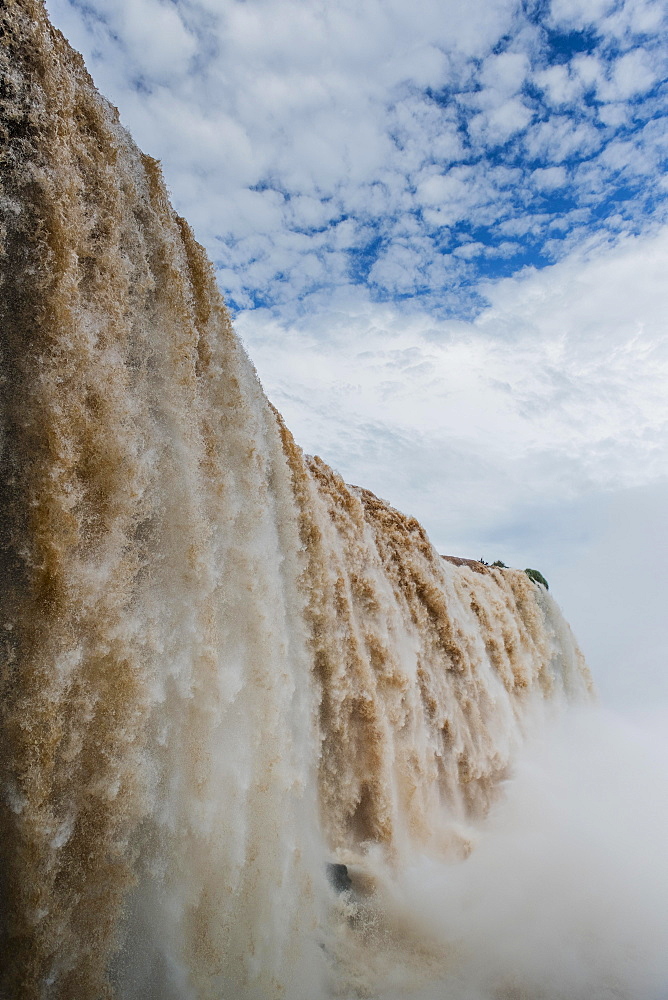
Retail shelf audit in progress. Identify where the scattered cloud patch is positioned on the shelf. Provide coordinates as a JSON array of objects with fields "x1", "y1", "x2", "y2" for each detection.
[
  {"x1": 46, "y1": 0, "x2": 668, "y2": 318},
  {"x1": 532, "y1": 165, "x2": 568, "y2": 190}
]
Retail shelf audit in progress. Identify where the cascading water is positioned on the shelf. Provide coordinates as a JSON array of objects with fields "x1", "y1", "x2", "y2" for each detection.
[{"x1": 1, "y1": 3, "x2": 593, "y2": 998}]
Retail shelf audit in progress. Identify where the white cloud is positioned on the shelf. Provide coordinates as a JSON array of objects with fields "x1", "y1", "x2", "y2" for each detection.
[
  {"x1": 524, "y1": 117, "x2": 601, "y2": 163},
  {"x1": 236, "y1": 226, "x2": 668, "y2": 547},
  {"x1": 596, "y1": 48, "x2": 657, "y2": 102},
  {"x1": 368, "y1": 245, "x2": 426, "y2": 293},
  {"x1": 45, "y1": 0, "x2": 667, "y2": 314},
  {"x1": 571, "y1": 53, "x2": 605, "y2": 93},
  {"x1": 469, "y1": 98, "x2": 534, "y2": 146},
  {"x1": 417, "y1": 168, "x2": 474, "y2": 213},
  {"x1": 599, "y1": 137, "x2": 653, "y2": 176},
  {"x1": 69, "y1": 0, "x2": 197, "y2": 82},
  {"x1": 479, "y1": 51, "x2": 530, "y2": 95},
  {"x1": 608, "y1": 0, "x2": 665, "y2": 37},
  {"x1": 548, "y1": 0, "x2": 615, "y2": 28},
  {"x1": 452, "y1": 241, "x2": 487, "y2": 259},
  {"x1": 532, "y1": 165, "x2": 568, "y2": 190},
  {"x1": 534, "y1": 64, "x2": 582, "y2": 107},
  {"x1": 597, "y1": 102, "x2": 631, "y2": 127}
]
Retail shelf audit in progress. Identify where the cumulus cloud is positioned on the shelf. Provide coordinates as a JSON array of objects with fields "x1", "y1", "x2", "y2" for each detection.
[
  {"x1": 534, "y1": 64, "x2": 582, "y2": 107},
  {"x1": 46, "y1": 0, "x2": 667, "y2": 315},
  {"x1": 598, "y1": 47, "x2": 657, "y2": 101},
  {"x1": 532, "y1": 165, "x2": 568, "y2": 190}
]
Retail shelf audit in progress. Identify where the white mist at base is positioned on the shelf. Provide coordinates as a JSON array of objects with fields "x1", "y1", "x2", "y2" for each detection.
[{"x1": 332, "y1": 705, "x2": 668, "y2": 1000}]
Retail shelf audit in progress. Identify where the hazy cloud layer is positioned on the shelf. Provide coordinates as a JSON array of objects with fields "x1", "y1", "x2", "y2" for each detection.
[{"x1": 236, "y1": 225, "x2": 668, "y2": 551}]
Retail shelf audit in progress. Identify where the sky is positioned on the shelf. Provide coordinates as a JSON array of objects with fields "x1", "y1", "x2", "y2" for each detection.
[{"x1": 45, "y1": 0, "x2": 668, "y2": 708}]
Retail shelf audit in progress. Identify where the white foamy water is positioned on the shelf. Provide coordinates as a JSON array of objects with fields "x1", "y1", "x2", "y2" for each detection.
[{"x1": 2, "y1": 4, "x2": 664, "y2": 999}]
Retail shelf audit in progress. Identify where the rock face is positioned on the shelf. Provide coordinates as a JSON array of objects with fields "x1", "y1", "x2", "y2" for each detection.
[
  {"x1": 0, "y1": 3, "x2": 592, "y2": 997},
  {"x1": 441, "y1": 554, "x2": 491, "y2": 572},
  {"x1": 327, "y1": 863, "x2": 353, "y2": 894}
]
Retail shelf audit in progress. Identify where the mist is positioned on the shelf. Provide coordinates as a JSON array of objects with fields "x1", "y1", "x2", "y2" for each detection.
[{"x1": 338, "y1": 706, "x2": 668, "y2": 1000}]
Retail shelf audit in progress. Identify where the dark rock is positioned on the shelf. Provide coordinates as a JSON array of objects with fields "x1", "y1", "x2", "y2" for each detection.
[
  {"x1": 440, "y1": 555, "x2": 489, "y2": 573},
  {"x1": 326, "y1": 863, "x2": 352, "y2": 894}
]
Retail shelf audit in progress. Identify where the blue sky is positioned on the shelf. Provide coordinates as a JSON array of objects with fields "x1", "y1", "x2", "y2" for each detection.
[
  {"x1": 46, "y1": 0, "x2": 668, "y2": 705},
  {"x1": 47, "y1": 0, "x2": 667, "y2": 316}
]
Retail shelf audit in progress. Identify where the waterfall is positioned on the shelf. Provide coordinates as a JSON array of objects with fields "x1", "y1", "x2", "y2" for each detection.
[{"x1": 1, "y1": 3, "x2": 592, "y2": 998}]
